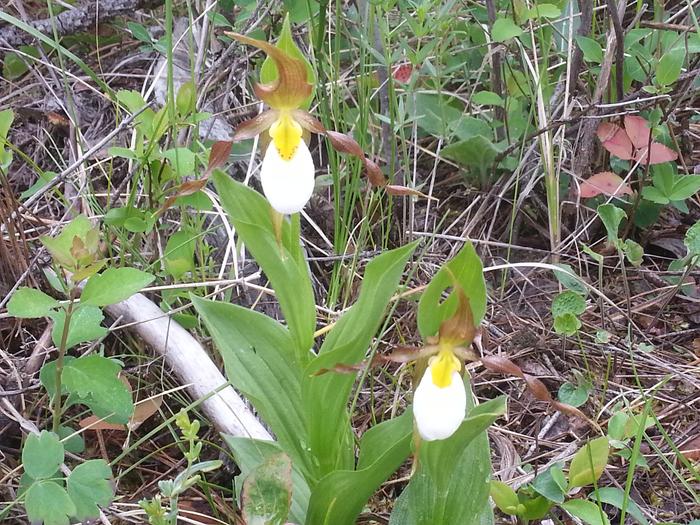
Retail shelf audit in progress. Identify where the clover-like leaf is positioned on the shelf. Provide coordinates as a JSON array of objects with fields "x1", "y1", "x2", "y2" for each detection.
[
  {"x1": 25, "y1": 480, "x2": 76, "y2": 525},
  {"x1": 66, "y1": 459, "x2": 115, "y2": 520},
  {"x1": 22, "y1": 431, "x2": 64, "y2": 480}
]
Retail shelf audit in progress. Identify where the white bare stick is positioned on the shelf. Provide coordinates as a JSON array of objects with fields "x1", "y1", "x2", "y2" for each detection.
[{"x1": 103, "y1": 292, "x2": 272, "y2": 440}]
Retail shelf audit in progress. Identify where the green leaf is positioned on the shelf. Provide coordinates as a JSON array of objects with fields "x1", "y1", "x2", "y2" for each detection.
[
  {"x1": 441, "y1": 135, "x2": 501, "y2": 169},
  {"x1": 259, "y1": 14, "x2": 316, "y2": 109},
  {"x1": 597, "y1": 204, "x2": 626, "y2": 244},
  {"x1": 526, "y1": 3, "x2": 561, "y2": 19},
  {"x1": 568, "y1": 436, "x2": 610, "y2": 488},
  {"x1": 162, "y1": 147, "x2": 196, "y2": 177},
  {"x1": 25, "y1": 480, "x2": 76, "y2": 525},
  {"x1": 558, "y1": 381, "x2": 591, "y2": 408},
  {"x1": 408, "y1": 93, "x2": 462, "y2": 138},
  {"x1": 623, "y1": 239, "x2": 643, "y2": 267},
  {"x1": 303, "y1": 243, "x2": 418, "y2": 477},
  {"x1": 66, "y1": 459, "x2": 114, "y2": 520},
  {"x1": 164, "y1": 230, "x2": 196, "y2": 278},
  {"x1": 40, "y1": 215, "x2": 93, "y2": 268},
  {"x1": 7, "y1": 287, "x2": 59, "y2": 318},
  {"x1": 641, "y1": 185, "x2": 669, "y2": 205},
  {"x1": 554, "y1": 313, "x2": 581, "y2": 335},
  {"x1": 222, "y1": 437, "x2": 309, "y2": 524},
  {"x1": 490, "y1": 480, "x2": 521, "y2": 514},
  {"x1": 107, "y1": 146, "x2": 138, "y2": 160},
  {"x1": 0, "y1": 108, "x2": 13, "y2": 140},
  {"x1": 191, "y1": 297, "x2": 307, "y2": 475},
  {"x1": 561, "y1": 499, "x2": 611, "y2": 525},
  {"x1": 22, "y1": 431, "x2": 64, "y2": 480},
  {"x1": 668, "y1": 175, "x2": 700, "y2": 201},
  {"x1": 492, "y1": 18, "x2": 523, "y2": 42},
  {"x1": 56, "y1": 426, "x2": 85, "y2": 454},
  {"x1": 21, "y1": 171, "x2": 59, "y2": 200},
  {"x1": 306, "y1": 412, "x2": 413, "y2": 525},
  {"x1": 242, "y1": 453, "x2": 292, "y2": 525},
  {"x1": 418, "y1": 241, "x2": 487, "y2": 339},
  {"x1": 552, "y1": 264, "x2": 588, "y2": 296},
  {"x1": 176, "y1": 81, "x2": 196, "y2": 117},
  {"x1": 49, "y1": 305, "x2": 108, "y2": 349},
  {"x1": 532, "y1": 463, "x2": 567, "y2": 503},
  {"x1": 81, "y1": 267, "x2": 154, "y2": 306},
  {"x1": 591, "y1": 487, "x2": 649, "y2": 525},
  {"x1": 472, "y1": 91, "x2": 504, "y2": 107},
  {"x1": 62, "y1": 355, "x2": 134, "y2": 423},
  {"x1": 576, "y1": 36, "x2": 603, "y2": 63},
  {"x1": 127, "y1": 21, "x2": 152, "y2": 43},
  {"x1": 212, "y1": 171, "x2": 315, "y2": 362},
  {"x1": 655, "y1": 48, "x2": 685, "y2": 86},
  {"x1": 552, "y1": 291, "x2": 586, "y2": 318},
  {"x1": 684, "y1": 220, "x2": 700, "y2": 257}
]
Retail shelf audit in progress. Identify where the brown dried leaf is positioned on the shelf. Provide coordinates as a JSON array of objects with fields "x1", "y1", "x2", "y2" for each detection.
[
  {"x1": 384, "y1": 344, "x2": 439, "y2": 363},
  {"x1": 481, "y1": 355, "x2": 597, "y2": 428},
  {"x1": 158, "y1": 178, "x2": 209, "y2": 216}
]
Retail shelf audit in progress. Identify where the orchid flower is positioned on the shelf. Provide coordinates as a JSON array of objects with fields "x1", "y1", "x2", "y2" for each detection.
[
  {"x1": 226, "y1": 20, "x2": 424, "y2": 219},
  {"x1": 388, "y1": 289, "x2": 478, "y2": 441},
  {"x1": 226, "y1": 22, "x2": 393, "y2": 217}
]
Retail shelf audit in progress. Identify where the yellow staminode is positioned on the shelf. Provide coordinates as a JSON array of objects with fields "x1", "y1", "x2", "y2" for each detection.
[
  {"x1": 430, "y1": 348, "x2": 462, "y2": 388},
  {"x1": 269, "y1": 112, "x2": 303, "y2": 161}
]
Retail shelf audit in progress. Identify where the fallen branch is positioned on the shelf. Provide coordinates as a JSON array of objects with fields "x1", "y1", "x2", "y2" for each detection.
[
  {"x1": 0, "y1": 0, "x2": 164, "y2": 47},
  {"x1": 102, "y1": 292, "x2": 273, "y2": 440}
]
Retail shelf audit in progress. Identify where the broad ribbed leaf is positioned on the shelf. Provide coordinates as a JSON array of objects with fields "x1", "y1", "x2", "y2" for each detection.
[
  {"x1": 192, "y1": 297, "x2": 308, "y2": 475},
  {"x1": 212, "y1": 171, "x2": 315, "y2": 363},
  {"x1": 306, "y1": 412, "x2": 413, "y2": 525},
  {"x1": 303, "y1": 243, "x2": 418, "y2": 478}
]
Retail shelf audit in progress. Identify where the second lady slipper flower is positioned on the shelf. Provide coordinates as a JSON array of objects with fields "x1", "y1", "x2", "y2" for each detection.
[{"x1": 388, "y1": 287, "x2": 478, "y2": 442}]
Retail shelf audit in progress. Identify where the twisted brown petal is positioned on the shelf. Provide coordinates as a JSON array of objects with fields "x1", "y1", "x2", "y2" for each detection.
[{"x1": 226, "y1": 32, "x2": 312, "y2": 110}]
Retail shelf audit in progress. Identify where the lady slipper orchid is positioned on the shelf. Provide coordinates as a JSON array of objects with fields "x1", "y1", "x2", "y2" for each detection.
[
  {"x1": 413, "y1": 346, "x2": 467, "y2": 441},
  {"x1": 226, "y1": 26, "x2": 392, "y2": 216},
  {"x1": 387, "y1": 288, "x2": 478, "y2": 442}
]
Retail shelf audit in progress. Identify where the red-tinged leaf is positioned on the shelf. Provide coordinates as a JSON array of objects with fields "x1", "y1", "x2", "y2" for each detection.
[
  {"x1": 579, "y1": 172, "x2": 633, "y2": 198},
  {"x1": 385, "y1": 185, "x2": 436, "y2": 200},
  {"x1": 207, "y1": 140, "x2": 233, "y2": 173},
  {"x1": 439, "y1": 288, "x2": 476, "y2": 346},
  {"x1": 232, "y1": 110, "x2": 278, "y2": 141},
  {"x1": 292, "y1": 109, "x2": 325, "y2": 134},
  {"x1": 157, "y1": 178, "x2": 209, "y2": 216},
  {"x1": 635, "y1": 142, "x2": 678, "y2": 165},
  {"x1": 624, "y1": 115, "x2": 652, "y2": 149},
  {"x1": 392, "y1": 63, "x2": 413, "y2": 83},
  {"x1": 226, "y1": 32, "x2": 312, "y2": 110},
  {"x1": 597, "y1": 122, "x2": 634, "y2": 160}
]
